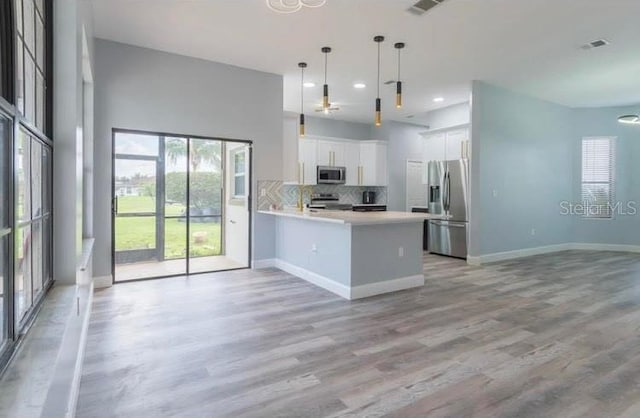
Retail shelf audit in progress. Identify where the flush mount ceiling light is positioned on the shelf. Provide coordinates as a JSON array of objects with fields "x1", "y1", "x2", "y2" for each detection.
[
  {"x1": 433, "y1": 97, "x2": 444, "y2": 103},
  {"x1": 618, "y1": 114, "x2": 640, "y2": 125},
  {"x1": 298, "y1": 62, "x2": 307, "y2": 137},
  {"x1": 303, "y1": 82, "x2": 315, "y2": 88},
  {"x1": 266, "y1": 0, "x2": 326, "y2": 14},
  {"x1": 353, "y1": 83, "x2": 366, "y2": 89}
]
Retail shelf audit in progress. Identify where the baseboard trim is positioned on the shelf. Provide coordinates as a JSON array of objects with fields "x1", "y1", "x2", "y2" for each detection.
[
  {"x1": 273, "y1": 259, "x2": 424, "y2": 300},
  {"x1": 468, "y1": 242, "x2": 640, "y2": 265},
  {"x1": 93, "y1": 275, "x2": 112, "y2": 288},
  {"x1": 351, "y1": 275, "x2": 425, "y2": 299},
  {"x1": 274, "y1": 259, "x2": 351, "y2": 299},
  {"x1": 252, "y1": 258, "x2": 276, "y2": 269}
]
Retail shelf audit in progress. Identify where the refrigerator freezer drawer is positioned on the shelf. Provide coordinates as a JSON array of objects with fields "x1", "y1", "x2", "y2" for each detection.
[{"x1": 428, "y1": 220, "x2": 467, "y2": 259}]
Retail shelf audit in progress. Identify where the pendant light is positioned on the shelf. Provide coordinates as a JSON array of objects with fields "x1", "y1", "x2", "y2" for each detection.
[
  {"x1": 298, "y1": 62, "x2": 307, "y2": 137},
  {"x1": 618, "y1": 114, "x2": 640, "y2": 125},
  {"x1": 321, "y1": 47, "x2": 331, "y2": 111},
  {"x1": 374, "y1": 36, "x2": 384, "y2": 127},
  {"x1": 394, "y1": 42, "x2": 405, "y2": 109}
]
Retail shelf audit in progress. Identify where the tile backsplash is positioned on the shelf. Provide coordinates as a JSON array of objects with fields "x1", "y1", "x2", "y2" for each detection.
[{"x1": 257, "y1": 180, "x2": 387, "y2": 210}]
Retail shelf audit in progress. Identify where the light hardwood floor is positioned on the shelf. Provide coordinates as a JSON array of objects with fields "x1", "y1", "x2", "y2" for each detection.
[{"x1": 77, "y1": 250, "x2": 640, "y2": 418}]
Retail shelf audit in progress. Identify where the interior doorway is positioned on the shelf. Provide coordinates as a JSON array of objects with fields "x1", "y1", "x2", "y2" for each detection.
[{"x1": 111, "y1": 129, "x2": 251, "y2": 282}]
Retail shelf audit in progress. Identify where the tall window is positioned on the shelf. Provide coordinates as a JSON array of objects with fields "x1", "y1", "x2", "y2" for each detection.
[
  {"x1": 581, "y1": 137, "x2": 616, "y2": 219},
  {"x1": 15, "y1": 0, "x2": 47, "y2": 132}
]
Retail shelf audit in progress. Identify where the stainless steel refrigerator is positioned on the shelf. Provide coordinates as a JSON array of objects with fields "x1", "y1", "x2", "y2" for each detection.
[{"x1": 427, "y1": 159, "x2": 469, "y2": 259}]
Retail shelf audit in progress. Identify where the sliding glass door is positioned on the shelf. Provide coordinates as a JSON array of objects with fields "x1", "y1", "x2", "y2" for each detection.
[{"x1": 112, "y1": 130, "x2": 251, "y2": 282}]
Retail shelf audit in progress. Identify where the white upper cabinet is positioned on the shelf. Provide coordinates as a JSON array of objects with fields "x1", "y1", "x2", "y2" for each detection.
[
  {"x1": 359, "y1": 142, "x2": 388, "y2": 186},
  {"x1": 317, "y1": 140, "x2": 345, "y2": 167},
  {"x1": 285, "y1": 135, "x2": 388, "y2": 186},
  {"x1": 344, "y1": 142, "x2": 361, "y2": 186},
  {"x1": 445, "y1": 129, "x2": 468, "y2": 161},
  {"x1": 298, "y1": 138, "x2": 317, "y2": 185},
  {"x1": 421, "y1": 126, "x2": 470, "y2": 183}
]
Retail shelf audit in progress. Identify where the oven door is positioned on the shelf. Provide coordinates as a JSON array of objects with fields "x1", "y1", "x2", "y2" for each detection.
[{"x1": 317, "y1": 166, "x2": 346, "y2": 184}]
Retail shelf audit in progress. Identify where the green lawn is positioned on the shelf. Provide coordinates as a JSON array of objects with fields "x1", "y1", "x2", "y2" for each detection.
[{"x1": 115, "y1": 196, "x2": 221, "y2": 258}]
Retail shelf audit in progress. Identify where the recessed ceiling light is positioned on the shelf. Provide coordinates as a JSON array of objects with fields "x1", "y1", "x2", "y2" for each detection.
[
  {"x1": 303, "y1": 82, "x2": 316, "y2": 88},
  {"x1": 433, "y1": 97, "x2": 444, "y2": 103},
  {"x1": 353, "y1": 83, "x2": 366, "y2": 89}
]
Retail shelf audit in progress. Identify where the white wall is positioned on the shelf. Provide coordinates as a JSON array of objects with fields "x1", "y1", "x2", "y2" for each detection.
[
  {"x1": 93, "y1": 39, "x2": 283, "y2": 277},
  {"x1": 53, "y1": 0, "x2": 94, "y2": 284}
]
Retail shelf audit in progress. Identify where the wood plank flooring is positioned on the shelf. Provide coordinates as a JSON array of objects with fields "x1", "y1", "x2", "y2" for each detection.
[{"x1": 77, "y1": 250, "x2": 640, "y2": 418}]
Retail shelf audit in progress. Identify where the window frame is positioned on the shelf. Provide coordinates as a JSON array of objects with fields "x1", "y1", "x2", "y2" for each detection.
[{"x1": 580, "y1": 136, "x2": 616, "y2": 220}]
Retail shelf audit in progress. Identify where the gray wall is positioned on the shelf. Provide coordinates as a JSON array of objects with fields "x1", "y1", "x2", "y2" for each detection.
[
  {"x1": 305, "y1": 115, "x2": 371, "y2": 140},
  {"x1": 469, "y1": 81, "x2": 574, "y2": 256},
  {"x1": 53, "y1": 0, "x2": 94, "y2": 284},
  {"x1": 572, "y1": 106, "x2": 640, "y2": 245},
  {"x1": 93, "y1": 39, "x2": 283, "y2": 277},
  {"x1": 375, "y1": 103, "x2": 470, "y2": 211}
]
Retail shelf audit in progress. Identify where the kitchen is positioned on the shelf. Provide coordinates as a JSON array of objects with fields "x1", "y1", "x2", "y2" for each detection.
[{"x1": 258, "y1": 105, "x2": 471, "y2": 299}]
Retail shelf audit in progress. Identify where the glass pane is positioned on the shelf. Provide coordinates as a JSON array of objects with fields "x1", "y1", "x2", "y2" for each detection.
[
  {"x1": 114, "y1": 160, "x2": 157, "y2": 213},
  {"x1": 164, "y1": 217, "x2": 186, "y2": 262},
  {"x1": 0, "y1": 114, "x2": 10, "y2": 228},
  {"x1": 114, "y1": 132, "x2": 159, "y2": 156},
  {"x1": 36, "y1": 72, "x2": 44, "y2": 131},
  {"x1": 36, "y1": 15, "x2": 44, "y2": 69},
  {"x1": 23, "y1": 0, "x2": 34, "y2": 54},
  {"x1": 15, "y1": 225, "x2": 32, "y2": 322},
  {"x1": 0, "y1": 235, "x2": 7, "y2": 345},
  {"x1": 42, "y1": 216, "x2": 51, "y2": 286},
  {"x1": 25, "y1": 56, "x2": 35, "y2": 123},
  {"x1": 16, "y1": 129, "x2": 31, "y2": 223},
  {"x1": 42, "y1": 147, "x2": 51, "y2": 214},
  {"x1": 115, "y1": 216, "x2": 156, "y2": 252},
  {"x1": 31, "y1": 221, "x2": 43, "y2": 299},
  {"x1": 164, "y1": 137, "x2": 187, "y2": 266},
  {"x1": 234, "y1": 175, "x2": 245, "y2": 197},
  {"x1": 16, "y1": 0, "x2": 23, "y2": 35},
  {"x1": 188, "y1": 139, "x2": 222, "y2": 273},
  {"x1": 31, "y1": 141, "x2": 42, "y2": 219},
  {"x1": 17, "y1": 40, "x2": 24, "y2": 115}
]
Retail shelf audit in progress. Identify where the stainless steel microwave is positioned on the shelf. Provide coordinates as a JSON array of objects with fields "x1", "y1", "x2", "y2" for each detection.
[{"x1": 317, "y1": 166, "x2": 346, "y2": 184}]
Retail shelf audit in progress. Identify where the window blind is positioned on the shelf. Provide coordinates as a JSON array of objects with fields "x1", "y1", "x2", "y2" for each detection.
[{"x1": 581, "y1": 137, "x2": 615, "y2": 218}]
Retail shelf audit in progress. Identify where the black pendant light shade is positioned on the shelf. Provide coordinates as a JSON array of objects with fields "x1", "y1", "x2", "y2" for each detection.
[
  {"x1": 394, "y1": 42, "x2": 405, "y2": 109},
  {"x1": 618, "y1": 114, "x2": 640, "y2": 125},
  {"x1": 321, "y1": 47, "x2": 331, "y2": 110},
  {"x1": 374, "y1": 36, "x2": 384, "y2": 127},
  {"x1": 298, "y1": 62, "x2": 307, "y2": 136}
]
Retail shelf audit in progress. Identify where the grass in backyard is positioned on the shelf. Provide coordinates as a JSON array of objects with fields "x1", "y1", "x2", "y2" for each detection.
[{"x1": 115, "y1": 195, "x2": 222, "y2": 258}]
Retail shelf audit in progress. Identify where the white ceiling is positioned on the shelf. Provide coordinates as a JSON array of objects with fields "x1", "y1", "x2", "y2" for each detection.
[{"x1": 90, "y1": 0, "x2": 640, "y2": 125}]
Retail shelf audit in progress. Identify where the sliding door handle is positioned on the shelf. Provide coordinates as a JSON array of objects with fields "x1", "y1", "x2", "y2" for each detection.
[{"x1": 112, "y1": 197, "x2": 119, "y2": 215}]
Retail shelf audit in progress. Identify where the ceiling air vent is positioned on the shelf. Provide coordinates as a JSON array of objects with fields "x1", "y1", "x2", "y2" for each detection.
[
  {"x1": 581, "y1": 39, "x2": 610, "y2": 50},
  {"x1": 408, "y1": 0, "x2": 447, "y2": 15}
]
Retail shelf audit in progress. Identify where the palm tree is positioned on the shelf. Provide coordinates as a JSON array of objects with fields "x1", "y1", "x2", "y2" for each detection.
[{"x1": 165, "y1": 138, "x2": 221, "y2": 172}]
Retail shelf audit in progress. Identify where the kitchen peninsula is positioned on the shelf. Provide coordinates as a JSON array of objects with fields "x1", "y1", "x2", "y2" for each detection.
[{"x1": 259, "y1": 209, "x2": 444, "y2": 299}]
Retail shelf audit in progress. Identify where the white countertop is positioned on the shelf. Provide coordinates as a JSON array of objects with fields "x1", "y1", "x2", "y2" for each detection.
[{"x1": 258, "y1": 209, "x2": 447, "y2": 225}]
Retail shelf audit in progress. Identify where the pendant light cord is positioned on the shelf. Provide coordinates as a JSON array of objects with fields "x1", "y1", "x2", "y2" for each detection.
[
  {"x1": 324, "y1": 52, "x2": 328, "y2": 84},
  {"x1": 301, "y1": 66, "x2": 304, "y2": 112},
  {"x1": 397, "y1": 48, "x2": 401, "y2": 81},
  {"x1": 377, "y1": 41, "x2": 381, "y2": 97}
]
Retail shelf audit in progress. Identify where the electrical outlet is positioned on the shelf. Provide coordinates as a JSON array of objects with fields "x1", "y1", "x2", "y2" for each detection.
[
  {"x1": 260, "y1": 188, "x2": 266, "y2": 197},
  {"x1": 311, "y1": 244, "x2": 317, "y2": 253},
  {"x1": 530, "y1": 228, "x2": 536, "y2": 236},
  {"x1": 399, "y1": 247, "x2": 404, "y2": 257},
  {"x1": 492, "y1": 189, "x2": 498, "y2": 198}
]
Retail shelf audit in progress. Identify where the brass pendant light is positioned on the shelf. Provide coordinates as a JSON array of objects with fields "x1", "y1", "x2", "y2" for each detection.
[
  {"x1": 374, "y1": 36, "x2": 384, "y2": 127},
  {"x1": 298, "y1": 62, "x2": 307, "y2": 137},
  {"x1": 321, "y1": 47, "x2": 332, "y2": 111},
  {"x1": 394, "y1": 42, "x2": 405, "y2": 109}
]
